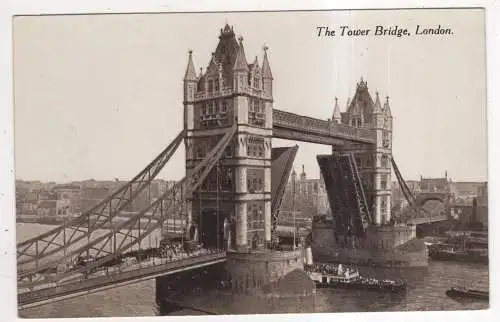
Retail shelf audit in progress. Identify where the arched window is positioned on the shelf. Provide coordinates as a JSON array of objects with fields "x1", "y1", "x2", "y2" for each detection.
[
  {"x1": 208, "y1": 101, "x2": 214, "y2": 115},
  {"x1": 208, "y1": 79, "x2": 213, "y2": 92},
  {"x1": 254, "y1": 77, "x2": 260, "y2": 89},
  {"x1": 381, "y1": 155, "x2": 389, "y2": 168},
  {"x1": 381, "y1": 175, "x2": 388, "y2": 190},
  {"x1": 383, "y1": 131, "x2": 390, "y2": 148},
  {"x1": 220, "y1": 101, "x2": 227, "y2": 113},
  {"x1": 214, "y1": 79, "x2": 219, "y2": 92}
]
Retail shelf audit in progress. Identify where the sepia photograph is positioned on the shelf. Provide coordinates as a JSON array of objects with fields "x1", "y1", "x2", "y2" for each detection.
[{"x1": 9, "y1": 6, "x2": 490, "y2": 319}]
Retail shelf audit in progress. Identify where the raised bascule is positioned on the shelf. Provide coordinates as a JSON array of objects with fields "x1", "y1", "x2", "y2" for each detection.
[
  {"x1": 313, "y1": 84, "x2": 428, "y2": 267},
  {"x1": 16, "y1": 24, "x2": 444, "y2": 309}
]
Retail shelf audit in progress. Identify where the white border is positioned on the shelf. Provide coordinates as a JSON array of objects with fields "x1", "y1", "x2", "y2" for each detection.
[{"x1": 1, "y1": 1, "x2": 499, "y2": 322}]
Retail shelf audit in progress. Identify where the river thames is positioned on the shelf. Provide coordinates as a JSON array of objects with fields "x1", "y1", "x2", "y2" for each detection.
[{"x1": 17, "y1": 223, "x2": 489, "y2": 318}]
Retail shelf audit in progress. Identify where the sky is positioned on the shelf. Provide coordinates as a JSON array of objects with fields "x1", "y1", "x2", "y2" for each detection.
[{"x1": 13, "y1": 9, "x2": 487, "y2": 183}]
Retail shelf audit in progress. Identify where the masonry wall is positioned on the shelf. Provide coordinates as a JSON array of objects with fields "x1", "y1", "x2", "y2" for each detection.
[{"x1": 225, "y1": 249, "x2": 304, "y2": 292}]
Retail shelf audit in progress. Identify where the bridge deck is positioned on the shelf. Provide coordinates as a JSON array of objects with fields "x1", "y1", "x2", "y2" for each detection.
[
  {"x1": 272, "y1": 109, "x2": 376, "y2": 145},
  {"x1": 18, "y1": 251, "x2": 226, "y2": 310}
]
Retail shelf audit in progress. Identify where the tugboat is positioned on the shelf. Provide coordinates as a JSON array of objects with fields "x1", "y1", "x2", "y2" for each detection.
[
  {"x1": 446, "y1": 287, "x2": 489, "y2": 301},
  {"x1": 305, "y1": 263, "x2": 407, "y2": 293}
]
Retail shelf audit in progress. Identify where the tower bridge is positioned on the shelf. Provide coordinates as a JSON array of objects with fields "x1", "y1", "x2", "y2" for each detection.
[{"x1": 17, "y1": 24, "x2": 434, "y2": 309}]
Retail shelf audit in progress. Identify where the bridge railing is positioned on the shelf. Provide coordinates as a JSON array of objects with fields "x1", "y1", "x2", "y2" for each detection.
[
  {"x1": 18, "y1": 251, "x2": 226, "y2": 305},
  {"x1": 272, "y1": 109, "x2": 376, "y2": 143}
]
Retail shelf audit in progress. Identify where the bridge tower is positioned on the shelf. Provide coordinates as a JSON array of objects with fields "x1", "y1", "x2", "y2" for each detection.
[
  {"x1": 183, "y1": 24, "x2": 274, "y2": 250},
  {"x1": 339, "y1": 79, "x2": 393, "y2": 226},
  {"x1": 182, "y1": 25, "x2": 306, "y2": 292}
]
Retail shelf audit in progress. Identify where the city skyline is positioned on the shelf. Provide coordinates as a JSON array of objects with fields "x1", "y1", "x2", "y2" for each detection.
[{"x1": 13, "y1": 9, "x2": 487, "y2": 183}]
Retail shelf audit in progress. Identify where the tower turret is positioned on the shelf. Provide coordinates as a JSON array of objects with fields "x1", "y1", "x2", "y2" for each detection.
[
  {"x1": 383, "y1": 96, "x2": 392, "y2": 117},
  {"x1": 183, "y1": 50, "x2": 197, "y2": 131},
  {"x1": 300, "y1": 164, "x2": 307, "y2": 181},
  {"x1": 262, "y1": 46, "x2": 273, "y2": 99},
  {"x1": 332, "y1": 97, "x2": 341, "y2": 123},
  {"x1": 233, "y1": 36, "x2": 249, "y2": 92},
  {"x1": 373, "y1": 92, "x2": 383, "y2": 114},
  {"x1": 184, "y1": 50, "x2": 197, "y2": 102}
]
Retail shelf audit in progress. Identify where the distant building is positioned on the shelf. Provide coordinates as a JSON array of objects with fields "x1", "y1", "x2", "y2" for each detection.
[
  {"x1": 17, "y1": 200, "x2": 37, "y2": 215},
  {"x1": 477, "y1": 182, "x2": 488, "y2": 206},
  {"x1": 37, "y1": 200, "x2": 57, "y2": 217},
  {"x1": 56, "y1": 199, "x2": 72, "y2": 216},
  {"x1": 53, "y1": 184, "x2": 82, "y2": 214},
  {"x1": 453, "y1": 181, "x2": 484, "y2": 197},
  {"x1": 38, "y1": 191, "x2": 57, "y2": 201},
  {"x1": 281, "y1": 165, "x2": 329, "y2": 217},
  {"x1": 419, "y1": 172, "x2": 454, "y2": 194},
  {"x1": 81, "y1": 186, "x2": 109, "y2": 212}
]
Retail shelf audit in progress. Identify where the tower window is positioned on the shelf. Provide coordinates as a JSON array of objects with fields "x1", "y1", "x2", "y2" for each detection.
[
  {"x1": 220, "y1": 101, "x2": 227, "y2": 113},
  {"x1": 381, "y1": 155, "x2": 389, "y2": 168},
  {"x1": 381, "y1": 198, "x2": 387, "y2": 215},
  {"x1": 214, "y1": 79, "x2": 219, "y2": 92},
  {"x1": 381, "y1": 175, "x2": 388, "y2": 189},
  {"x1": 383, "y1": 131, "x2": 390, "y2": 148},
  {"x1": 208, "y1": 80, "x2": 213, "y2": 92}
]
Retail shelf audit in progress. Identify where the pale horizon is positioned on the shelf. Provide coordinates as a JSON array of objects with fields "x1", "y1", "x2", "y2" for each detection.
[{"x1": 13, "y1": 9, "x2": 488, "y2": 183}]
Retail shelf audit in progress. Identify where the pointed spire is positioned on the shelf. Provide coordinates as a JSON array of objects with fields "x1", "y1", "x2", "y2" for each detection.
[
  {"x1": 383, "y1": 96, "x2": 392, "y2": 116},
  {"x1": 300, "y1": 165, "x2": 307, "y2": 180},
  {"x1": 184, "y1": 50, "x2": 197, "y2": 81},
  {"x1": 262, "y1": 45, "x2": 273, "y2": 79},
  {"x1": 373, "y1": 91, "x2": 383, "y2": 113},
  {"x1": 332, "y1": 97, "x2": 341, "y2": 122},
  {"x1": 358, "y1": 77, "x2": 367, "y2": 90},
  {"x1": 233, "y1": 36, "x2": 249, "y2": 71},
  {"x1": 207, "y1": 52, "x2": 219, "y2": 73}
]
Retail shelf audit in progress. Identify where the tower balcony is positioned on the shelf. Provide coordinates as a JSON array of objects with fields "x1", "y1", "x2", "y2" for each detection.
[
  {"x1": 199, "y1": 112, "x2": 229, "y2": 128},
  {"x1": 194, "y1": 87, "x2": 271, "y2": 102},
  {"x1": 194, "y1": 88, "x2": 233, "y2": 101},
  {"x1": 248, "y1": 111, "x2": 266, "y2": 127}
]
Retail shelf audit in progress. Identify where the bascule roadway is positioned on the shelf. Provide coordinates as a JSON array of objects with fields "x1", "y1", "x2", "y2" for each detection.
[{"x1": 18, "y1": 251, "x2": 226, "y2": 310}]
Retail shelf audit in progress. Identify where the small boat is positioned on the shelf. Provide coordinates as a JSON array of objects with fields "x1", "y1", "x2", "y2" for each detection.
[
  {"x1": 446, "y1": 287, "x2": 489, "y2": 300},
  {"x1": 305, "y1": 264, "x2": 407, "y2": 293},
  {"x1": 428, "y1": 246, "x2": 489, "y2": 264}
]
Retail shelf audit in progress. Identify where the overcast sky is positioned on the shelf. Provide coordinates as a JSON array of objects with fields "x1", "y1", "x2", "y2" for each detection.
[{"x1": 13, "y1": 9, "x2": 487, "y2": 183}]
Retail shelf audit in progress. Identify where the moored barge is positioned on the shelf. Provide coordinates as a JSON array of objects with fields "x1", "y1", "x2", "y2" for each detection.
[
  {"x1": 428, "y1": 246, "x2": 488, "y2": 264},
  {"x1": 446, "y1": 287, "x2": 489, "y2": 301},
  {"x1": 305, "y1": 263, "x2": 407, "y2": 293}
]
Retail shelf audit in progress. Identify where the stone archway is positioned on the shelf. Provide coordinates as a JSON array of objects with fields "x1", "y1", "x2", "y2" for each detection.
[{"x1": 199, "y1": 208, "x2": 226, "y2": 249}]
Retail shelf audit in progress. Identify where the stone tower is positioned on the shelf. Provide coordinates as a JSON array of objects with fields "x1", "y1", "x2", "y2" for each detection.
[
  {"x1": 337, "y1": 79, "x2": 393, "y2": 226},
  {"x1": 183, "y1": 24, "x2": 274, "y2": 250}
]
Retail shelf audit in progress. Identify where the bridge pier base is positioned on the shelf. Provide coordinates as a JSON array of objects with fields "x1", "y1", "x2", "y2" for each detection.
[
  {"x1": 224, "y1": 249, "x2": 309, "y2": 295},
  {"x1": 312, "y1": 222, "x2": 428, "y2": 267}
]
